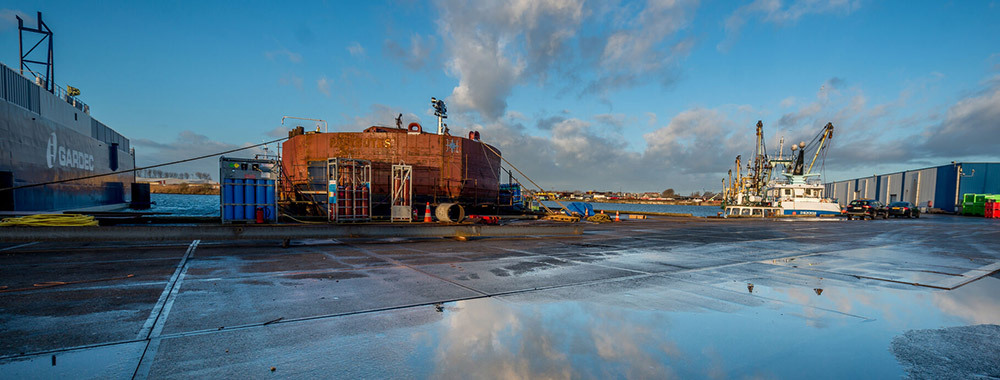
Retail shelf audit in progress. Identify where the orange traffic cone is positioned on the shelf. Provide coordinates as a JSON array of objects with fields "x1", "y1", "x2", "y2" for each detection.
[
  {"x1": 423, "y1": 202, "x2": 433, "y2": 223},
  {"x1": 600, "y1": 210, "x2": 604, "y2": 214},
  {"x1": 614, "y1": 211, "x2": 620, "y2": 222}
]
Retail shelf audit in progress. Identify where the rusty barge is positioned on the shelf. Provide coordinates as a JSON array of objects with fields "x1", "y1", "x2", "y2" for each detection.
[{"x1": 279, "y1": 116, "x2": 506, "y2": 221}]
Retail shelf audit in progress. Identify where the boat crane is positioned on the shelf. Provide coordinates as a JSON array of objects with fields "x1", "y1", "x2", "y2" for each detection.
[{"x1": 723, "y1": 121, "x2": 839, "y2": 217}]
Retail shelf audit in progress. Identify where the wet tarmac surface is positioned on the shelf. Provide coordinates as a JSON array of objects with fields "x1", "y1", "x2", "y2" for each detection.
[{"x1": 1, "y1": 214, "x2": 999, "y2": 378}]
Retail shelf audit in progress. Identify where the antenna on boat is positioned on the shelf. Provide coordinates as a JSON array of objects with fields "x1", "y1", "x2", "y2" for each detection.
[{"x1": 17, "y1": 11, "x2": 54, "y2": 93}]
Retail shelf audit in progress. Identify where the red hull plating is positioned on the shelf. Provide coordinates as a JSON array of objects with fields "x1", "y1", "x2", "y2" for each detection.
[{"x1": 281, "y1": 127, "x2": 501, "y2": 210}]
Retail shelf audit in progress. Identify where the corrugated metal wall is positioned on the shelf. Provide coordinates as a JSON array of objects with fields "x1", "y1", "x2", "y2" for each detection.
[
  {"x1": 910, "y1": 168, "x2": 937, "y2": 207},
  {"x1": 958, "y1": 163, "x2": 1000, "y2": 200},
  {"x1": 824, "y1": 163, "x2": 1000, "y2": 212},
  {"x1": 935, "y1": 165, "x2": 958, "y2": 211},
  {"x1": 883, "y1": 173, "x2": 904, "y2": 203}
]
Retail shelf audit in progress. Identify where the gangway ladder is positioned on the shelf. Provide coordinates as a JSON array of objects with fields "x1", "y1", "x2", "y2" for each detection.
[
  {"x1": 391, "y1": 164, "x2": 413, "y2": 222},
  {"x1": 327, "y1": 158, "x2": 372, "y2": 222}
]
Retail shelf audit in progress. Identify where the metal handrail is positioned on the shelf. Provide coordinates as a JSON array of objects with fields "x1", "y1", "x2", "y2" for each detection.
[{"x1": 282, "y1": 116, "x2": 327, "y2": 133}]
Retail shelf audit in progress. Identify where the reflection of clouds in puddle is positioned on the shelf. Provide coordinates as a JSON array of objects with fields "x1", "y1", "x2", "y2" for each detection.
[
  {"x1": 423, "y1": 276, "x2": 1000, "y2": 378},
  {"x1": 765, "y1": 274, "x2": 1000, "y2": 331},
  {"x1": 432, "y1": 299, "x2": 570, "y2": 379},
  {"x1": 702, "y1": 347, "x2": 726, "y2": 380},
  {"x1": 583, "y1": 305, "x2": 679, "y2": 379},
  {"x1": 931, "y1": 276, "x2": 1000, "y2": 325},
  {"x1": 431, "y1": 299, "x2": 685, "y2": 379},
  {"x1": 783, "y1": 287, "x2": 828, "y2": 328}
]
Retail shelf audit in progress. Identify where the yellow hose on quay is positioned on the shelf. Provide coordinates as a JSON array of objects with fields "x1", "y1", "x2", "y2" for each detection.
[{"x1": 0, "y1": 214, "x2": 98, "y2": 227}]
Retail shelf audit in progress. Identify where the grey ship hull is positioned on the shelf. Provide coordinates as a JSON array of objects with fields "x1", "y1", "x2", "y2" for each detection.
[{"x1": 1, "y1": 64, "x2": 135, "y2": 212}]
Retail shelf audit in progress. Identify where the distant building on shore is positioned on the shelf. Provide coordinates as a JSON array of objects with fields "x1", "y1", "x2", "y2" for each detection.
[{"x1": 137, "y1": 177, "x2": 219, "y2": 187}]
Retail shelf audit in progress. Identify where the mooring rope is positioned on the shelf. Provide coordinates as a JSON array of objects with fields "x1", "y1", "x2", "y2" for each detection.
[{"x1": 479, "y1": 142, "x2": 565, "y2": 214}]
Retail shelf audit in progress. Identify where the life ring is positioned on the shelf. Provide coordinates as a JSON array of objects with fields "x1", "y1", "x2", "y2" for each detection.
[{"x1": 407, "y1": 122, "x2": 422, "y2": 133}]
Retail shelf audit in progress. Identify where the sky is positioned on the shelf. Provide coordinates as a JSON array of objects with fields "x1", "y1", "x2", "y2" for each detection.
[{"x1": 2, "y1": 0, "x2": 999, "y2": 193}]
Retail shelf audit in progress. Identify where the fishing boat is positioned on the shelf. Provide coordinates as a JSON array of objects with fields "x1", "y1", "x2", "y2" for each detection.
[{"x1": 723, "y1": 121, "x2": 840, "y2": 217}]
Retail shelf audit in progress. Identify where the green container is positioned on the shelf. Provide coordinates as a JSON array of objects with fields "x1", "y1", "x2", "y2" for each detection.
[{"x1": 958, "y1": 193, "x2": 997, "y2": 215}]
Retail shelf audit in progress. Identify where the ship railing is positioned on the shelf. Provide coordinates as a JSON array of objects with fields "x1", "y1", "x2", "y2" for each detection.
[
  {"x1": 1, "y1": 63, "x2": 40, "y2": 113},
  {"x1": 53, "y1": 82, "x2": 90, "y2": 114},
  {"x1": 0, "y1": 63, "x2": 89, "y2": 115}
]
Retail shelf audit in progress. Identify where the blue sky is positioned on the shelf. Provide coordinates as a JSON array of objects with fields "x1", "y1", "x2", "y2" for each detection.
[{"x1": 2, "y1": 1, "x2": 999, "y2": 193}]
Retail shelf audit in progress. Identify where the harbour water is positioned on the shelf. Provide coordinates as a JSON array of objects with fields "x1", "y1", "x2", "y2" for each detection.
[
  {"x1": 150, "y1": 193, "x2": 219, "y2": 216},
  {"x1": 543, "y1": 201, "x2": 718, "y2": 217},
  {"x1": 153, "y1": 194, "x2": 721, "y2": 217}
]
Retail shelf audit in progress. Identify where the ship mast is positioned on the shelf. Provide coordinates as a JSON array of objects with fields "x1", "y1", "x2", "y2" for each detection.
[
  {"x1": 431, "y1": 97, "x2": 447, "y2": 135},
  {"x1": 17, "y1": 12, "x2": 54, "y2": 93}
]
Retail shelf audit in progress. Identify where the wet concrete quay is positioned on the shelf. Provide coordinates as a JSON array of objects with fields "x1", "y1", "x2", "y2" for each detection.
[{"x1": 1, "y1": 215, "x2": 999, "y2": 379}]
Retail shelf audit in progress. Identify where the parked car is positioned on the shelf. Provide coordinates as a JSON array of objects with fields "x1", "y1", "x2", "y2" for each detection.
[
  {"x1": 845, "y1": 199, "x2": 887, "y2": 220},
  {"x1": 887, "y1": 201, "x2": 920, "y2": 218}
]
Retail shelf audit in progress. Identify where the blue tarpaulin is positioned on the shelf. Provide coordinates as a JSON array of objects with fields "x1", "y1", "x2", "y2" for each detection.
[{"x1": 563, "y1": 202, "x2": 594, "y2": 217}]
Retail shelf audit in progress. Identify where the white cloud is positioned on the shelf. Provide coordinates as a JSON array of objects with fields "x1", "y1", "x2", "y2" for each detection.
[
  {"x1": 765, "y1": 73, "x2": 1000, "y2": 178},
  {"x1": 432, "y1": 0, "x2": 698, "y2": 119},
  {"x1": 460, "y1": 71, "x2": 999, "y2": 192},
  {"x1": 347, "y1": 42, "x2": 365, "y2": 58},
  {"x1": 719, "y1": 0, "x2": 861, "y2": 52},
  {"x1": 335, "y1": 104, "x2": 423, "y2": 132},
  {"x1": 593, "y1": 113, "x2": 627, "y2": 129},
  {"x1": 587, "y1": 0, "x2": 698, "y2": 95},
  {"x1": 317, "y1": 76, "x2": 331, "y2": 97},
  {"x1": 0, "y1": 9, "x2": 28, "y2": 31},
  {"x1": 917, "y1": 76, "x2": 1000, "y2": 158},
  {"x1": 456, "y1": 103, "x2": 757, "y2": 193},
  {"x1": 645, "y1": 112, "x2": 658, "y2": 127},
  {"x1": 278, "y1": 73, "x2": 303, "y2": 89},
  {"x1": 265, "y1": 48, "x2": 302, "y2": 63},
  {"x1": 133, "y1": 131, "x2": 265, "y2": 180},
  {"x1": 780, "y1": 96, "x2": 796, "y2": 108},
  {"x1": 384, "y1": 34, "x2": 437, "y2": 70},
  {"x1": 436, "y1": 0, "x2": 585, "y2": 119}
]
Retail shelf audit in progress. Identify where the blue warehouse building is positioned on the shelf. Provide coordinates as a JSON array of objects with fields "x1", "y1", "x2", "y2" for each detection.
[{"x1": 824, "y1": 162, "x2": 1000, "y2": 213}]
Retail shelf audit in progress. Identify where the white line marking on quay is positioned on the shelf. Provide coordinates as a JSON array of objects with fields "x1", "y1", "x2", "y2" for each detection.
[
  {"x1": 0, "y1": 242, "x2": 38, "y2": 252},
  {"x1": 347, "y1": 244, "x2": 491, "y2": 297},
  {"x1": 132, "y1": 239, "x2": 199, "y2": 380}
]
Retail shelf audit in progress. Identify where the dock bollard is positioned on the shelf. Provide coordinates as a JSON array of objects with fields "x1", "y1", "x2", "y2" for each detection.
[{"x1": 423, "y1": 202, "x2": 433, "y2": 223}]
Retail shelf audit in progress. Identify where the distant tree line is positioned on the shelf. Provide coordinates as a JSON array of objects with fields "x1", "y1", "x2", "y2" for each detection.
[{"x1": 137, "y1": 169, "x2": 212, "y2": 180}]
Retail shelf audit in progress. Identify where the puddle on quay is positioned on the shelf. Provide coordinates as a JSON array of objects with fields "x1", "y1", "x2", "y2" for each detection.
[
  {"x1": 0, "y1": 341, "x2": 146, "y2": 379},
  {"x1": 401, "y1": 273, "x2": 1000, "y2": 379}
]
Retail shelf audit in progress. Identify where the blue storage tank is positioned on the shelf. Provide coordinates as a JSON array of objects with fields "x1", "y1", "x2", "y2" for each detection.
[
  {"x1": 223, "y1": 179, "x2": 235, "y2": 220},
  {"x1": 244, "y1": 179, "x2": 255, "y2": 221},
  {"x1": 233, "y1": 179, "x2": 245, "y2": 220},
  {"x1": 220, "y1": 157, "x2": 279, "y2": 223}
]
